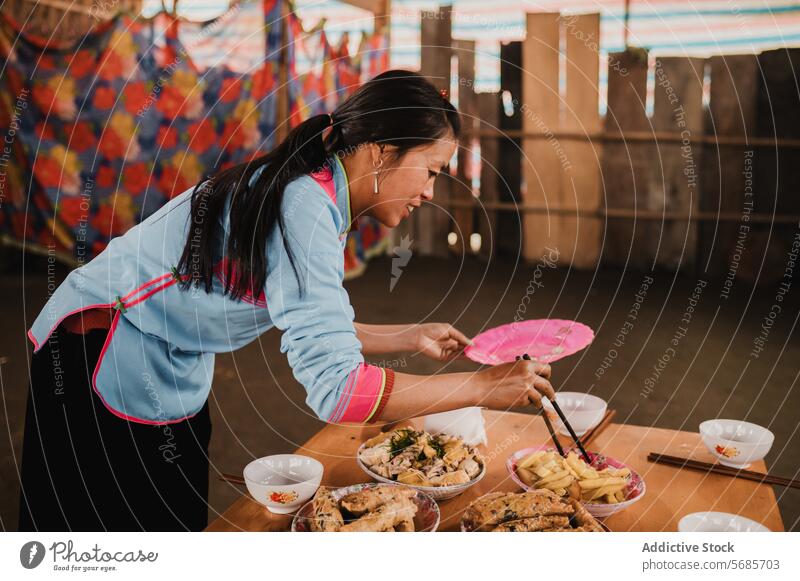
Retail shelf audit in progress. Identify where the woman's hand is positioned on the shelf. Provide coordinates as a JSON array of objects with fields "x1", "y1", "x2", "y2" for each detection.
[
  {"x1": 412, "y1": 323, "x2": 473, "y2": 362},
  {"x1": 473, "y1": 359, "x2": 554, "y2": 409}
]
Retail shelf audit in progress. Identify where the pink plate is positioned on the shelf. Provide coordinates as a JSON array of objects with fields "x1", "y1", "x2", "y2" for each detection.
[{"x1": 464, "y1": 319, "x2": 595, "y2": 365}]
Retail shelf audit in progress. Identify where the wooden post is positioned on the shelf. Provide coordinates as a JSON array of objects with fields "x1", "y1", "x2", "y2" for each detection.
[
  {"x1": 562, "y1": 12, "x2": 602, "y2": 269},
  {"x1": 651, "y1": 57, "x2": 705, "y2": 271},
  {"x1": 477, "y1": 92, "x2": 501, "y2": 261},
  {"x1": 601, "y1": 47, "x2": 651, "y2": 268},
  {"x1": 452, "y1": 39, "x2": 478, "y2": 255},
  {"x1": 276, "y1": 0, "x2": 291, "y2": 143},
  {"x1": 417, "y1": 5, "x2": 453, "y2": 257},
  {"x1": 699, "y1": 55, "x2": 758, "y2": 278},
  {"x1": 497, "y1": 41, "x2": 523, "y2": 256},
  {"x1": 750, "y1": 48, "x2": 800, "y2": 283},
  {"x1": 521, "y1": 13, "x2": 560, "y2": 262}
]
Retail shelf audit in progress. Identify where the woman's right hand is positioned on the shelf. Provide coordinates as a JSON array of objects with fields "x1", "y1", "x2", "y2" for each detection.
[{"x1": 473, "y1": 359, "x2": 554, "y2": 410}]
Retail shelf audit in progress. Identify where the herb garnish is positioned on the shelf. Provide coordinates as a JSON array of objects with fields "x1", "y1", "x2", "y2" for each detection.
[{"x1": 389, "y1": 429, "x2": 416, "y2": 459}]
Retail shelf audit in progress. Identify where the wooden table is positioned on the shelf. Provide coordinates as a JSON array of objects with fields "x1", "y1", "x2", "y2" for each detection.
[{"x1": 205, "y1": 410, "x2": 785, "y2": 532}]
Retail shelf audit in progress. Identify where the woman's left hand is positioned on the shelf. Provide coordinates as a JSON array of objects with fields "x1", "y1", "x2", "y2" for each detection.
[{"x1": 412, "y1": 323, "x2": 473, "y2": 362}]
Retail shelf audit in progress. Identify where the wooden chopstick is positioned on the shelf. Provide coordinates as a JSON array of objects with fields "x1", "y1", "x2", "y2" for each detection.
[
  {"x1": 218, "y1": 472, "x2": 246, "y2": 485},
  {"x1": 522, "y1": 353, "x2": 592, "y2": 464},
  {"x1": 580, "y1": 409, "x2": 617, "y2": 448},
  {"x1": 541, "y1": 409, "x2": 566, "y2": 456},
  {"x1": 647, "y1": 452, "x2": 800, "y2": 490}
]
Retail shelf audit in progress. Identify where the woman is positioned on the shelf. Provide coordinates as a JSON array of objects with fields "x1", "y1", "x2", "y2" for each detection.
[{"x1": 19, "y1": 70, "x2": 554, "y2": 532}]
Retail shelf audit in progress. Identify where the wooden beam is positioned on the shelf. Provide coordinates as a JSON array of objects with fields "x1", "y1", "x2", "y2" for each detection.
[
  {"x1": 452, "y1": 39, "x2": 477, "y2": 255},
  {"x1": 477, "y1": 92, "x2": 501, "y2": 261},
  {"x1": 601, "y1": 48, "x2": 651, "y2": 269},
  {"x1": 562, "y1": 12, "x2": 601, "y2": 269},
  {"x1": 276, "y1": 0, "x2": 290, "y2": 143},
  {"x1": 522, "y1": 13, "x2": 560, "y2": 262},
  {"x1": 652, "y1": 56, "x2": 705, "y2": 271},
  {"x1": 416, "y1": 5, "x2": 452, "y2": 257}
]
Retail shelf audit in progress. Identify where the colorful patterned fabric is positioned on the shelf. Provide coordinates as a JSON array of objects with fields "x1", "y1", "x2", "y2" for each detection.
[
  {"x1": 0, "y1": 1, "x2": 281, "y2": 262},
  {"x1": 287, "y1": 16, "x2": 391, "y2": 276},
  {"x1": 0, "y1": 0, "x2": 388, "y2": 277}
]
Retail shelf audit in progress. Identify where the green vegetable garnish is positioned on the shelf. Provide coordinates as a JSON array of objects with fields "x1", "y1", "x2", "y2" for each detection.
[{"x1": 389, "y1": 429, "x2": 416, "y2": 459}]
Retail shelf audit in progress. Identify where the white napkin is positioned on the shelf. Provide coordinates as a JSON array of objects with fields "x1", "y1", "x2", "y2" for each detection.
[{"x1": 423, "y1": 407, "x2": 487, "y2": 447}]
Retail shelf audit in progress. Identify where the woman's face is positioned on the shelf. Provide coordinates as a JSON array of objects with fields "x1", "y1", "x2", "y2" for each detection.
[{"x1": 367, "y1": 137, "x2": 458, "y2": 228}]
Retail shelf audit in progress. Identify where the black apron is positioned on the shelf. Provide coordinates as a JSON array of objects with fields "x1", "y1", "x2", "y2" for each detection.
[{"x1": 18, "y1": 326, "x2": 212, "y2": 531}]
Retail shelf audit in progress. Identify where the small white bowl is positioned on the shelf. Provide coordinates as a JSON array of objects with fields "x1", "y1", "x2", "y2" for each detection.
[
  {"x1": 542, "y1": 392, "x2": 607, "y2": 436},
  {"x1": 699, "y1": 419, "x2": 774, "y2": 469},
  {"x1": 243, "y1": 454, "x2": 323, "y2": 514},
  {"x1": 678, "y1": 511, "x2": 770, "y2": 532}
]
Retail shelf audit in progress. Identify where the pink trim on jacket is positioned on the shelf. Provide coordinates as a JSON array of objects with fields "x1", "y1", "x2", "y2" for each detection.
[
  {"x1": 28, "y1": 272, "x2": 200, "y2": 426},
  {"x1": 310, "y1": 166, "x2": 336, "y2": 204},
  {"x1": 329, "y1": 363, "x2": 389, "y2": 424},
  {"x1": 89, "y1": 310, "x2": 200, "y2": 426}
]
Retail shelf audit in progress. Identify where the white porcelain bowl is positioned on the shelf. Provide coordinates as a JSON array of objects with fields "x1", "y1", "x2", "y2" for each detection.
[
  {"x1": 243, "y1": 454, "x2": 323, "y2": 514},
  {"x1": 542, "y1": 392, "x2": 607, "y2": 436},
  {"x1": 678, "y1": 511, "x2": 770, "y2": 532},
  {"x1": 699, "y1": 419, "x2": 774, "y2": 469}
]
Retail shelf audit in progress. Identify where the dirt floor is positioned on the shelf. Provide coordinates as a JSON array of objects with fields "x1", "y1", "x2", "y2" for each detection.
[{"x1": 1, "y1": 249, "x2": 798, "y2": 531}]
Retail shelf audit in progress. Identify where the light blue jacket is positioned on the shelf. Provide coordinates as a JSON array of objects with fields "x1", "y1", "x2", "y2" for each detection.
[{"x1": 28, "y1": 155, "x2": 393, "y2": 425}]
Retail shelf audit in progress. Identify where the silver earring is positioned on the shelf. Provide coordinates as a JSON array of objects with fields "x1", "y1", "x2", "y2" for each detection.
[{"x1": 372, "y1": 157, "x2": 383, "y2": 195}]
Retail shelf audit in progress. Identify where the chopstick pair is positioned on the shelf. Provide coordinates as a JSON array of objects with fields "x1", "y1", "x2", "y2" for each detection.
[
  {"x1": 647, "y1": 452, "x2": 800, "y2": 490},
  {"x1": 516, "y1": 353, "x2": 592, "y2": 464}
]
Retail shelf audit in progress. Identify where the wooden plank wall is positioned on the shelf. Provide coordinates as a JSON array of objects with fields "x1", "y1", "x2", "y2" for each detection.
[
  {"x1": 562, "y1": 13, "x2": 602, "y2": 269},
  {"x1": 497, "y1": 41, "x2": 523, "y2": 257},
  {"x1": 453, "y1": 39, "x2": 478, "y2": 255},
  {"x1": 750, "y1": 48, "x2": 800, "y2": 283},
  {"x1": 417, "y1": 5, "x2": 453, "y2": 257},
  {"x1": 477, "y1": 92, "x2": 500, "y2": 260},
  {"x1": 700, "y1": 55, "x2": 759, "y2": 278},
  {"x1": 521, "y1": 13, "x2": 561, "y2": 263},
  {"x1": 601, "y1": 48, "x2": 651, "y2": 269},
  {"x1": 651, "y1": 56, "x2": 705, "y2": 271}
]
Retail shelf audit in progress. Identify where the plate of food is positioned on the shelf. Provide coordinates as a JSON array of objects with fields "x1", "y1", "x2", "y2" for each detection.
[
  {"x1": 507, "y1": 446, "x2": 645, "y2": 518},
  {"x1": 464, "y1": 319, "x2": 595, "y2": 366},
  {"x1": 291, "y1": 483, "x2": 440, "y2": 532},
  {"x1": 460, "y1": 489, "x2": 607, "y2": 532},
  {"x1": 356, "y1": 426, "x2": 486, "y2": 500}
]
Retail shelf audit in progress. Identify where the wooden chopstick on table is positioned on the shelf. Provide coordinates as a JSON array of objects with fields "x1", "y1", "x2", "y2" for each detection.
[
  {"x1": 647, "y1": 452, "x2": 800, "y2": 490},
  {"x1": 580, "y1": 409, "x2": 617, "y2": 448},
  {"x1": 218, "y1": 472, "x2": 246, "y2": 486}
]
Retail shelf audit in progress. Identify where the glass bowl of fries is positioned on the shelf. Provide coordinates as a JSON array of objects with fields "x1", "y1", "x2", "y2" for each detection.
[{"x1": 506, "y1": 446, "x2": 646, "y2": 518}]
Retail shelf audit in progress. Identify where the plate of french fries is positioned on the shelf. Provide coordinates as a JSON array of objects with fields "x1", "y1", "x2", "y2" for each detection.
[{"x1": 507, "y1": 446, "x2": 645, "y2": 518}]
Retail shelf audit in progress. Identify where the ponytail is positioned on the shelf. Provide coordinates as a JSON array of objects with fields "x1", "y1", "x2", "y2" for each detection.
[
  {"x1": 177, "y1": 113, "x2": 332, "y2": 300},
  {"x1": 177, "y1": 69, "x2": 460, "y2": 302}
]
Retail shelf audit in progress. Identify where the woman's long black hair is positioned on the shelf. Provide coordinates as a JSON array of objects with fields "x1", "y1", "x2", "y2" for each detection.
[{"x1": 177, "y1": 69, "x2": 460, "y2": 301}]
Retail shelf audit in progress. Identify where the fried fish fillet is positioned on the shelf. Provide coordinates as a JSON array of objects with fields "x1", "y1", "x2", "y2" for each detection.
[
  {"x1": 567, "y1": 498, "x2": 604, "y2": 532},
  {"x1": 310, "y1": 486, "x2": 344, "y2": 532},
  {"x1": 339, "y1": 498, "x2": 418, "y2": 532},
  {"x1": 463, "y1": 489, "x2": 574, "y2": 531},
  {"x1": 491, "y1": 515, "x2": 571, "y2": 532},
  {"x1": 340, "y1": 485, "x2": 417, "y2": 516},
  {"x1": 394, "y1": 517, "x2": 415, "y2": 532}
]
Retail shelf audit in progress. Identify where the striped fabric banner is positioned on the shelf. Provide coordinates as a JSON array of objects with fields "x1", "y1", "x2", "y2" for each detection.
[{"x1": 145, "y1": 1, "x2": 799, "y2": 92}]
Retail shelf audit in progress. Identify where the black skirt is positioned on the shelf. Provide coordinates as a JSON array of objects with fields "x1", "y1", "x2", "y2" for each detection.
[{"x1": 17, "y1": 326, "x2": 212, "y2": 531}]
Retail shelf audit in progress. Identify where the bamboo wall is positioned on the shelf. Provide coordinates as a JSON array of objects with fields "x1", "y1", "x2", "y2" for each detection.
[{"x1": 412, "y1": 8, "x2": 800, "y2": 284}]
